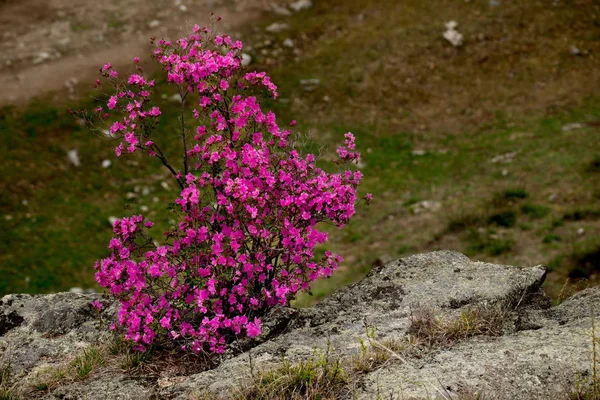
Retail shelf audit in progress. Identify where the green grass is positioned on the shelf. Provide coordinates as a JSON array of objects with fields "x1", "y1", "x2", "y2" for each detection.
[
  {"x1": 2, "y1": 0, "x2": 600, "y2": 306},
  {"x1": 233, "y1": 349, "x2": 348, "y2": 400},
  {"x1": 503, "y1": 188, "x2": 529, "y2": 200},
  {"x1": 521, "y1": 203, "x2": 551, "y2": 219}
]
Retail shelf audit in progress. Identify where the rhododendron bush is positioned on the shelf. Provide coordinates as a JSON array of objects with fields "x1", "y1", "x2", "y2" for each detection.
[{"x1": 85, "y1": 22, "x2": 369, "y2": 354}]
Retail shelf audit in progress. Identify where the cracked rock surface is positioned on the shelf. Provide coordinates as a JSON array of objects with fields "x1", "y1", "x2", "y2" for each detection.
[{"x1": 1, "y1": 251, "x2": 598, "y2": 399}]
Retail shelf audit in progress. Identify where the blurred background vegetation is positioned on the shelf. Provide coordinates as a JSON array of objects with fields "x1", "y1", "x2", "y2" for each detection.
[{"x1": 1, "y1": 0, "x2": 599, "y2": 306}]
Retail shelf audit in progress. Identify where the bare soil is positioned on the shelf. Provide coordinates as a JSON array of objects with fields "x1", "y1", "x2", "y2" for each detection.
[{"x1": 0, "y1": 0, "x2": 265, "y2": 106}]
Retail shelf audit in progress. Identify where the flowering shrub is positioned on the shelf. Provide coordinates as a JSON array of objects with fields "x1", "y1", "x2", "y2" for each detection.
[{"x1": 88, "y1": 22, "x2": 369, "y2": 354}]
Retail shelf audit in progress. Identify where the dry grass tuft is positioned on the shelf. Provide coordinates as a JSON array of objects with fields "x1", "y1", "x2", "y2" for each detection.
[
  {"x1": 408, "y1": 303, "x2": 509, "y2": 347},
  {"x1": 232, "y1": 348, "x2": 348, "y2": 400}
]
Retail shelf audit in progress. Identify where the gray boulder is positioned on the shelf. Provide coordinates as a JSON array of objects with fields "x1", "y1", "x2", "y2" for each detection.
[{"x1": 0, "y1": 251, "x2": 598, "y2": 399}]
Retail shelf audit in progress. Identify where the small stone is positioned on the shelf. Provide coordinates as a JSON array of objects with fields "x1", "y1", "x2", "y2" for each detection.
[
  {"x1": 489, "y1": 151, "x2": 517, "y2": 163},
  {"x1": 562, "y1": 123, "x2": 584, "y2": 132},
  {"x1": 169, "y1": 93, "x2": 183, "y2": 103},
  {"x1": 140, "y1": 205, "x2": 149, "y2": 212},
  {"x1": 153, "y1": 196, "x2": 160, "y2": 203},
  {"x1": 569, "y1": 46, "x2": 581, "y2": 56},
  {"x1": 84, "y1": 288, "x2": 97, "y2": 294},
  {"x1": 178, "y1": 4, "x2": 188, "y2": 12},
  {"x1": 271, "y1": 4, "x2": 292, "y2": 16},
  {"x1": 142, "y1": 187, "x2": 151, "y2": 196},
  {"x1": 126, "y1": 192, "x2": 137, "y2": 199},
  {"x1": 266, "y1": 22, "x2": 289, "y2": 33},
  {"x1": 64, "y1": 77, "x2": 79, "y2": 94},
  {"x1": 290, "y1": 0, "x2": 312, "y2": 12},
  {"x1": 4, "y1": 215, "x2": 13, "y2": 221},
  {"x1": 21, "y1": 200, "x2": 29, "y2": 206},
  {"x1": 445, "y1": 21, "x2": 458, "y2": 30},
  {"x1": 101, "y1": 129, "x2": 114, "y2": 138},
  {"x1": 69, "y1": 287, "x2": 84, "y2": 294},
  {"x1": 241, "y1": 53, "x2": 252, "y2": 67},
  {"x1": 67, "y1": 149, "x2": 81, "y2": 167},
  {"x1": 108, "y1": 216, "x2": 119, "y2": 225},
  {"x1": 577, "y1": 227, "x2": 585, "y2": 236},
  {"x1": 32, "y1": 52, "x2": 51, "y2": 65},
  {"x1": 548, "y1": 193, "x2": 558, "y2": 202},
  {"x1": 161, "y1": 181, "x2": 171, "y2": 190},
  {"x1": 411, "y1": 200, "x2": 442, "y2": 214},
  {"x1": 412, "y1": 149, "x2": 426, "y2": 156},
  {"x1": 502, "y1": 169, "x2": 509, "y2": 176},
  {"x1": 101, "y1": 159, "x2": 112, "y2": 168},
  {"x1": 148, "y1": 20, "x2": 161, "y2": 28},
  {"x1": 299, "y1": 78, "x2": 320, "y2": 91},
  {"x1": 283, "y1": 38, "x2": 295, "y2": 48}
]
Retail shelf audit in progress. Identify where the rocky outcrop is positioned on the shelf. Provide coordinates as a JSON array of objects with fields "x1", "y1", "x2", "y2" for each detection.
[{"x1": 1, "y1": 251, "x2": 598, "y2": 399}]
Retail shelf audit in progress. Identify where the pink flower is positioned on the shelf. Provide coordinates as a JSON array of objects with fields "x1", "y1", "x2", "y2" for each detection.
[
  {"x1": 90, "y1": 300, "x2": 102, "y2": 311},
  {"x1": 246, "y1": 319, "x2": 261, "y2": 338},
  {"x1": 89, "y1": 22, "x2": 365, "y2": 356},
  {"x1": 107, "y1": 96, "x2": 117, "y2": 110}
]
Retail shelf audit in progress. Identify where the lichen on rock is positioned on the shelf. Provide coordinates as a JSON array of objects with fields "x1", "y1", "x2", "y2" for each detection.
[{"x1": 1, "y1": 251, "x2": 598, "y2": 399}]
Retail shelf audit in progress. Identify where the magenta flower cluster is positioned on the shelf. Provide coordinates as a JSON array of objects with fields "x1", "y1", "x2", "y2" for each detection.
[{"x1": 91, "y1": 23, "x2": 370, "y2": 354}]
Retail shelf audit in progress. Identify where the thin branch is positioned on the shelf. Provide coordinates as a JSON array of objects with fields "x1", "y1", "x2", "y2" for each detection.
[{"x1": 180, "y1": 86, "x2": 189, "y2": 177}]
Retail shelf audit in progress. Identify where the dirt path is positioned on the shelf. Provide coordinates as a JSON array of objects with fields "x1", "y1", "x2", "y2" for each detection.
[{"x1": 0, "y1": 0, "x2": 266, "y2": 106}]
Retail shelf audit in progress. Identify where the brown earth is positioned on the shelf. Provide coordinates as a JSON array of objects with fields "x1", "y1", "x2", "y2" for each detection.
[{"x1": 0, "y1": 0, "x2": 267, "y2": 106}]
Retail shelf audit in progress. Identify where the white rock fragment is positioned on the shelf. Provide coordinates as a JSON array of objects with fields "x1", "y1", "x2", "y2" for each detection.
[
  {"x1": 153, "y1": 196, "x2": 160, "y2": 203},
  {"x1": 178, "y1": 4, "x2": 188, "y2": 12},
  {"x1": 101, "y1": 159, "x2": 112, "y2": 169},
  {"x1": 271, "y1": 4, "x2": 292, "y2": 15},
  {"x1": 169, "y1": 93, "x2": 183, "y2": 103},
  {"x1": 108, "y1": 216, "x2": 119, "y2": 225},
  {"x1": 411, "y1": 200, "x2": 442, "y2": 214},
  {"x1": 290, "y1": 0, "x2": 313, "y2": 12},
  {"x1": 443, "y1": 21, "x2": 463, "y2": 47},
  {"x1": 140, "y1": 205, "x2": 149, "y2": 212},
  {"x1": 4, "y1": 215, "x2": 13, "y2": 221},
  {"x1": 101, "y1": 129, "x2": 113, "y2": 138},
  {"x1": 299, "y1": 78, "x2": 320, "y2": 91},
  {"x1": 142, "y1": 186, "x2": 151, "y2": 196},
  {"x1": 64, "y1": 77, "x2": 79, "y2": 94},
  {"x1": 161, "y1": 181, "x2": 171, "y2": 190},
  {"x1": 266, "y1": 22, "x2": 289, "y2": 33},
  {"x1": 283, "y1": 38, "x2": 295, "y2": 48},
  {"x1": 562, "y1": 123, "x2": 584, "y2": 132},
  {"x1": 412, "y1": 149, "x2": 426, "y2": 156},
  {"x1": 489, "y1": 151, "x2": 518, "y2": 164},
  {"x1": 577, "y1": 227, "x2": 585, "y2": 236},
  {"x1": 21, "y1": 200, "x2": 29, "y2": 206},
  {"x1": 241, "y1": 53, "x2": 252, "y2": 67},
  {"x1": 126, "y1": 192, "x2": 137, "y2": 199},
  {"x1": 148, "y1": 20, "x2": 161, "y2": 28},
  {"x1": 33, "y1": 51, "x2": 51, "y2": 65},
  {"x1": 69, "y1": 287, "x2": 84, "y2": 294},
  {"x1": 67, "y1": 149, "x2": 81, "y2": 167}
]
